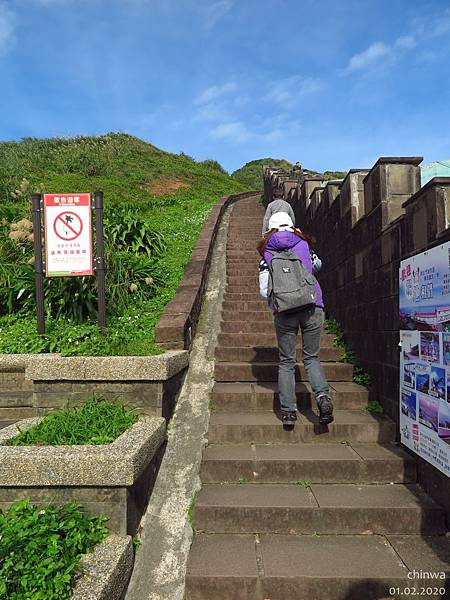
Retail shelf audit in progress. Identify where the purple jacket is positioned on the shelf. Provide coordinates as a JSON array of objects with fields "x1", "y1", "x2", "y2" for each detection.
[{"x1": 263, "y1": 231, "x2": 324, "y2": 309}]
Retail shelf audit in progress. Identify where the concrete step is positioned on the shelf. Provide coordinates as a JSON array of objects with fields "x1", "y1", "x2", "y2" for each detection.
[
  {"x1": 221, "y1": 302, "x2": 269, "y2": 312},
  {"x1": 208, "y1": 410, "x2": 396, "y2": 444},
  {"x1": 215, "y1": 345, "x2": 343, "y2": 362},
  {"x1": 214, "y1": 361, "x2": 353, "y2": 382},
  {"x1": 222, "y1": 293, "x2": 267, "y2": 302},
  {"x1": 224, "y1": 288, "x2": 263, "y2": 296},
  {"x1": 185, "y1": 533, "x2": 450, "y2": 600},
  {"x1": 226, "y1": 270, "x2": 260, "y2": 277},
  {"x1": 227, "y1": 252, "x2": 261, "y2": 262},
  {"x1": 217, "y1": 332, "x2": 335, "y2": 347},
  {"x1": 201, "y1": 442, "x2": 416, "y2": 484},
  {"x1": 227, "y1": 277, "x2": 259, "y2": 285},
  {"x1": 212, "y1": 382, "x2": 368, "y2": 411},
  {"x1": 0, "y1": 420, "x2": 16, "y2": 430},
  {"x1": 220, "y1": 319, "x2": 332, "y2": 335},
  {"x1": 193, "y1": 483, "x2": 445, "y2": 535},
  {"x1": 227, "y1": 245, "x2": 260, "y2": 250},
  {"x1": 221, "y1": 310, "x2": 274, "y2": 321}
]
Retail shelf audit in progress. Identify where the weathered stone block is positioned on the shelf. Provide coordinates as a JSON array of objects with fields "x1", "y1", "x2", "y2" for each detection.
[
  {"x1": 340, "y1": 170, "x2": 369, "y2": 224},
  {"x1": 72, "y1": 534, "x2": 133, "y2": 600}
]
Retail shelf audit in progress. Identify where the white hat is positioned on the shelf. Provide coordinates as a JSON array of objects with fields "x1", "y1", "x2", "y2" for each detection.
[{"x1": 268, "y1": 212, "x2": 294, "y2": 231}]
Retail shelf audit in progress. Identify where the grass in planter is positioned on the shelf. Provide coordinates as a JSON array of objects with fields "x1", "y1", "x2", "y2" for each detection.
[
  {"x1": 0, "y1": 499, "x2": 108, "y2": 600},
  {"x1": 4, "y1": 397, "x2": 138, "y2": 446}
]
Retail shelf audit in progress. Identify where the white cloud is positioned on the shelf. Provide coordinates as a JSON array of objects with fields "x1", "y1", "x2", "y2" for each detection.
[
  {"x1": 194, "y1": 81, "x2": 236, "y2": 105},
  {"x1": 344, "y1": 42, "x2": 390, "y2": 73},
  {"x1": 0, "y1": 4, "x2": 16, "y2": 55},
  {"x1": 204, "y1": 0, "x2": 233, "y2": 30},
  {"x1": 343, "y1": 9, "x2": 450, "y2": 75},
  {"x1": 210, "y1": 121, "x2": 251, "y2": 143},
  {"x1": 33, "y1": 0, "x2": 73, "y2": 4},
  {"x1": 403, "y1": 7, "x2": 450, "y2": 42},
  {"x1": 395, "y1": 35, "x2": 416, "y2": 49},
  {"x1": 209, "y1": 114, "x2": 300, "y2": 145},
  {"x1": 265, "y1": 76, "x2": 324, "y2": 108}
]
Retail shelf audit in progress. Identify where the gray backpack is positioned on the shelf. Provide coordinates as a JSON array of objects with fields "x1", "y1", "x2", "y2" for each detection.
[{"x1": 267, "y1": 249, "x2": 317, "y2": 313}]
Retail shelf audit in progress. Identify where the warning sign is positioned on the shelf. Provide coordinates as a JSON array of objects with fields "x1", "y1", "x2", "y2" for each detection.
[
  {"x1": 44, "y1": 194, "x2": 93, "y2": 277},
  {"x1": 54, "y1": 211, "x2": 83, "y2": 241}
]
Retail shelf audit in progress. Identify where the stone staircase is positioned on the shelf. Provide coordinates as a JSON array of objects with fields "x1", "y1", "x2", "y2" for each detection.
[{"x1": 185, "y1": 197, "x2": 449, "y2": 600}]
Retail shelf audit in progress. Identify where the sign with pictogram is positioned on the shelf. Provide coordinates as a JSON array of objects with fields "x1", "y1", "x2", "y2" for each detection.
[
  {"x1": 53, "y1": 211, "x2": 83, "y2": 241},
  {"x1": 44, "y1": 194, "x2": 93, "y2": 276}
]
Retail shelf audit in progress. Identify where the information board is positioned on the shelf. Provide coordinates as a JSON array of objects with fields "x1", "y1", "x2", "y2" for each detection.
[
  {"x1": 399, "y1": 243, "x2": 450, "y2": 477},
  {"x1": 43, "y1": 193, "x2": 93, "y2": 277}
]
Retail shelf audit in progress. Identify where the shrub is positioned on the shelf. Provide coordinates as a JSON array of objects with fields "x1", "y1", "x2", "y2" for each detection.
[
  {"x1": 0, "y1": 499, "x2": 108, "y2": 600},
  {"x1": 200, "y1": 159, "x2": 228, "y2": 175},
  {"x1": 104, "y1": 208, "x2": 166, "y2": 258}
]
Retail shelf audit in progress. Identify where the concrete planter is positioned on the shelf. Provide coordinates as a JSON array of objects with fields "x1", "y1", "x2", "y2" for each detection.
[
  {"x1": 0, "y1": 416, "x2": 166, "y2": 535},
  {"x1": 0, "y1": 351, "x2": 188, "y2": 422},
  {"x1": 71, "y1": 534, "x2": 134, "y2": 600}
]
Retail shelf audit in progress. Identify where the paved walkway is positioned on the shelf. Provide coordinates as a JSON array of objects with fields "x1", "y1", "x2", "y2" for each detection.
[{"x1": 185, "y1": 197, "x2": 449, "y2": 600}]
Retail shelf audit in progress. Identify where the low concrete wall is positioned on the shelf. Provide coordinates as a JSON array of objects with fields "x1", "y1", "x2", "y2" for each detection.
[
  {"x1": 0, "y1": 352, "x2": 188, "y2": 421},
  {"x1": 72, "y1": 534, "x2": 134, "y2": 600},
  {"x1": 155, "y1": 191, "x2": 259, "y2": 350},
  {"x1": 0, "y1": 416, "x2": 166, "y2": 535}
]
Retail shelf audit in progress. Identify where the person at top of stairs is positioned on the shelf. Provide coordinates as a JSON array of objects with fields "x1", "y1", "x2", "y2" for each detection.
[
  {"x1": 261, "y1": 188, "x2": 296, "y2": 234},
  {"x1": 258, "y1": 211, "x2": 334, "y2": 427}
]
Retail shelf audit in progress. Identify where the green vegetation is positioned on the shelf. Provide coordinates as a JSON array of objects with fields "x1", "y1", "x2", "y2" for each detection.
[
  {"x1": 4, "y1": 397, "x2": 138, "y2": 446},
  {"x1": 187, "y1": 491, "x2": 199, "y2": 526},
  {"x1": 0, "y1": 499, "x2": 108, "y2": 600},
  {"x1": 231, "y1": 158, "x2": 347, "y2": 191},
  {"x1": 367, "y1": 400, "x2": 384, "y2": 414},
  {"x1": 296, "y1": 480, "x2": 312, "y2": 489},
  {"x1": 232, "y1": 158, "x2": 293, "y2": 190},
  {"x1": 321, "y1": 170, "x2": 347, "y2": 181},
  {"x1": 0, "y1": 133, "x2": 249, "y2": 355},
  {"x1": 324, "y1": 319, "x2": 373, "y2": 391}
]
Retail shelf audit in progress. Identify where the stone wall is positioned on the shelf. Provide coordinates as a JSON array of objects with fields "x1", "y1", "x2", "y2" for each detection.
[
  {"x1": 0, "y1": 352, "x2": 188, "y2": 421},
  {"x1": 263, "y1": 159, "x2": 450, "y2": 512}
]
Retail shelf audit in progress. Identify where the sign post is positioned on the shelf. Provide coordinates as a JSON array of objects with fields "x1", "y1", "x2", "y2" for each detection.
[
  {"x1": 93, "y1": 191, "x2": 106, "y2": 336},
  {"x1": 32, "y1": 192, "x2": 106, "y2": 336},
  {"x1": 31, "y1": 193, "x2": 45, "y2": 335}
]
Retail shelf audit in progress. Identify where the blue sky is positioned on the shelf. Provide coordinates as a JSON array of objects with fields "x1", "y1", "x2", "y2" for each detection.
[{"x1": 0, "y1": 0, "x2": 449, "y2": 173}]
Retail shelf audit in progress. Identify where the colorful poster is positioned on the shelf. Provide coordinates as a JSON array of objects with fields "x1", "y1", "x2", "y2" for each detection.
[{"x1": 399, "y1": 243, "x2": 450, "y2": 478}]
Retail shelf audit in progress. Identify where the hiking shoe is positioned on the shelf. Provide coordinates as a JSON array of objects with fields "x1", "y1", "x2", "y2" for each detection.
[
  {"x1": 281, "y1": 410, "x2": 297, "y2": 425},
  {"x1": 317, "y1": 395, "x2": 334, "y2": 425}
]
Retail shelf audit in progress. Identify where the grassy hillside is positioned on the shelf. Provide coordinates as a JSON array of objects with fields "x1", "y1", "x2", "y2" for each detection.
[
  {"x1": 232, "y1": 158, "x2": 346, "y2": 190},
  {"x1": 0, "y1": 133, "x2": 249, "y2": 355},
  {"x1": 232, "y1": 158, "x2": 293, "y2": 190}
]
